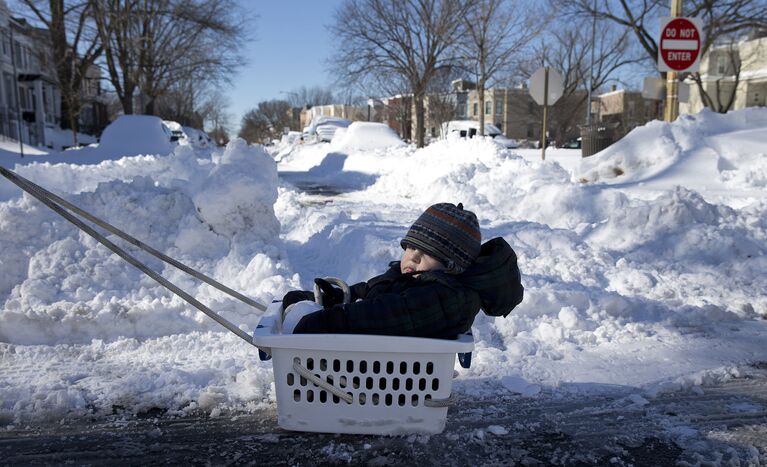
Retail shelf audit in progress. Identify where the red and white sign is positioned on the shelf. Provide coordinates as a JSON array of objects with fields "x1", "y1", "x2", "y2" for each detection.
[{"x1": 658, "y1": 17, "x2": 703, "y2": 73}]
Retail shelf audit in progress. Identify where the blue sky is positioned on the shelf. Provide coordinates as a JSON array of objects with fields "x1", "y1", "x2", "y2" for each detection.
[{"x1": 228, "y1": 0, "x2": 345, "y2": 131}]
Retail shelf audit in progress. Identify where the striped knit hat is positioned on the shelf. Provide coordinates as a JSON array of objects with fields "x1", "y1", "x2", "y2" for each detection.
[{"x1": 401, "y1": 203, "x2": 481, "y2": 273}]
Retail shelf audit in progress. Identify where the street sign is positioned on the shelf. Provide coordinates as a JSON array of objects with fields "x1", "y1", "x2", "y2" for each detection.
[
  {"x1": 642, "y1": 76, "x2": 665, "y2": 100},
  {"x1": 529, "y1": 67, "x2": 564, "y2": 106},
  {"x1": 658, "y1": 17, "x2": 703, "y2": 73}
]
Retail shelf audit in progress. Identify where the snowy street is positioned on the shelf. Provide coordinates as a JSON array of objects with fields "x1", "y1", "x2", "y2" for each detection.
[{"x1": 1, "y1": 110, "x2": 767, "y2": 464}]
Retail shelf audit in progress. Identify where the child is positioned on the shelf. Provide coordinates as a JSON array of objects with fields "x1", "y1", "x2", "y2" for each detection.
[{"x1": 282, "y1": 203, "x2": 524, "y2": 338}]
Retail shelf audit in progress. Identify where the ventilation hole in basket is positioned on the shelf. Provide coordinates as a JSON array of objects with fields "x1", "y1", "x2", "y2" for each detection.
[
  {"x1": 346, "y1": 360, "x2": 354, "y2": 373},
  {"x1": 293, "y1": 356, "x2": 300, "y2": 366},
  {"x1": 392, "y1": 378, "x2": 400, "y2": 391},
  {"x1": 386, "y1": 361, "x2": 394, "y2": 374},
  {"x1": 287, "y1": 373, "x2": 294, "y2": 386},
  {"x1": 400, "y1": 361, "x2": 407, "y2": 374},
  {"x1": 326, "y1": 375, "x2": 334, "y2": 386},
  {"x1": 299, "y1": 376, "x2": 307, "y2": 387},
  {"x1": 366, "y1": 377, "x2": 374, "y2": 390},
  {"x1": 293, "y1": 389, "x2": 301, "y2": 402},
  {"x1": 378, "y1": 378, "x2": 386, "y2": 390},
  {"x1": 405, "y1": 378, "x2": 413, "y2": 391},
  {"x1": 360, "y1": 361, "x2": 368, "y2": 374},
  {"x1": 372, "y1": 393, "x2": 380, "y2": 406},
  {"x1": 413, "y1": 362, "x2": 421, "y2": 374},
  {"x1": 359, "y1": 393, "x2": 366, "y2": 405},
  {"x1": 353, "y1": 376, "x2": 360, "y2": 388},
  {"x1": 398, "y1": 394, "x2": 406, "y2": 406},
  {"x1": 432, "y1": 379, "x2": 440, "y2": 391},
  {"x1": 307, "y1": 390, "x2": 314, "y2": 403},
  {"x1": 339, "y1": 376, "x2": 348, "y2": 388},
  {"x1": 385, "y1": 394, "x2": 393, "y2": 406},
  {"x1": 319, "y1": 391, "x2": 327, "y2": 403},
  {"x1": 332, "y1": 394, "x2": 340, "y2": 404},
  {"x1": 411, "y1": 394, "x2": 419, "y2": 406},
  {"x1": 319, "y1": 358, "x2": 327, "y2": 371},
  {"x1": 419, "y1": 378, "x2": 426, "y2": 391},
  {"x1": 373, "y1": 361, "x2": 381, "y2": 374},
  {"x1": 306, "y1": 358, "x2": 314, "y2": 370},
  {"x1": 426, "y1": 362, "x2": 434, "y2": 374},
  {"x1": 333, "y1": 359, "x2": 341, "y2": 372}
]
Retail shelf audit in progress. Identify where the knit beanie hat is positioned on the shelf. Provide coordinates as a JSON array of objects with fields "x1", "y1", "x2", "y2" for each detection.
[{"x1": 400, "y1": 203, "x2": 481, "y2": 273}]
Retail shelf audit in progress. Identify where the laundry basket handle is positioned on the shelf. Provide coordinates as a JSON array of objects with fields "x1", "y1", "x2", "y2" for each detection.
[
  {"x1": 313, "y1": 277, "x2": 351, "y2": 306},
  {"x1": 292, "y1": 360, "x2": 353, "y2": 404}
]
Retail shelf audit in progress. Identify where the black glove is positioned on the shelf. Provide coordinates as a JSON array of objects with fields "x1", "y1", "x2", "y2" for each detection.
[
  {"x1": 314, "y1": 278, "x2": 345, "y2": 307},
  {"x1": 282, "y1": 290, "x2": 314, "y2": 310}
]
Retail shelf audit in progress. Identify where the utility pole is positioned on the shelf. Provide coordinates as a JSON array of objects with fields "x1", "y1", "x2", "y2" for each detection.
[
  {"x1": 9, "y1": 26, "x2": 24, "y2": 158},
  {"x1": 586, "y1": 0, "x2": 597, "y2": 126},
  {"x1": 664, "y1": 0, "x2": 683, "y2": 122}
]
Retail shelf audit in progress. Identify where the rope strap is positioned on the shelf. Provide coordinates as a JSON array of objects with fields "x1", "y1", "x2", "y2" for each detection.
[{"x1": 292, "y1": 360, "x2": 354, "y2": 404}]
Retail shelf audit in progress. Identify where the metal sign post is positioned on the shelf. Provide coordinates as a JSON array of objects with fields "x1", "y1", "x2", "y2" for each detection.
[
  {"x1": 541, "y1": 68, "x2": 549, "y2": 160},
  {"x1": 529, "y1": 67, "x2": 564, "y2": 161}
]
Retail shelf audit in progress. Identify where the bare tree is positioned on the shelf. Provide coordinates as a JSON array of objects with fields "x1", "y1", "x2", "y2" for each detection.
[
  {"x1": 555, "y1": 0, "x2": 767, "y2": 110},
  {"x1": 330, "y1": 0, "x2": 469, "y2": 147},
  {"x1": 20, "y1": 0, "x2": 103, "y2": 145},
  {"x1": 238, "y1": 100, "x2": 292, "y2": 144},
  {"x1": 458, "y1": 0, "x2": 543, "y2": 135},
  {"x1": 91, "y1": 0, "x2": 139, "y2": 115},
  {"x1": 91, "y1": 0, "x2": 248, "y2": 116},
  {"x1": 524, "y1": 16, "x2": 644, "y2": 144},
  {"x1": 285, "y1": 86, "x2": 335, "y2": 108}
]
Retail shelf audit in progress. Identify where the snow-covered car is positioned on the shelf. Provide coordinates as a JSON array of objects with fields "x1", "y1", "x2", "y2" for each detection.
[
  {"x1": 440, "y1": 120, "x2": 519, "y2": 148},
  {"x1": 315, "y1": 119, "x2": 352, "y2": 143},
  {"x1": 306, "y1": 116, "x2": 351, "y2": 143},
  {"x1": 183, "y1": 126, "x2": 214, "y2": 148},
  {"x1": 162, "y1": 120, "x2": 186, "y2": 143}
]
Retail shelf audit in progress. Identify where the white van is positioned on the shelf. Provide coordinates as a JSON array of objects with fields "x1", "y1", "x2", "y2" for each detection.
[{"x1": 440, "y1": 120, "x2": 520, "y2": 148}]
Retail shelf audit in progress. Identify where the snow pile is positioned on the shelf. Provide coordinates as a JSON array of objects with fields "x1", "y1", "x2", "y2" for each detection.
[
  {"x1": 96, "y1": 115, "x2": 176, "y2": 160},
  {"x1": 0, "y1": 138, "x2": 297, "y2": 346},
  {"x1": 0, "y1": 107, "x2": 766, "y2": 429},
  {"x1": 577, "y1": 107, "x2": 767, "y2": 193},
  {"x1": 330, "y1": 121, "x2": 406, "y2": 151}
]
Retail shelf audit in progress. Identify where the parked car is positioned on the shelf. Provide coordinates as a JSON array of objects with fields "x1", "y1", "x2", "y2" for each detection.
[
  {"x1": 561, "y1": 138, "x2": 582, "y2": 149},
  {"x1": 310, "y1": 117, "x2": 352, "y2": 142},
  {"x1": 315, "y1": 118, "x2": 352, "y2": 142},
  {"x1": 440, "y1": 120, "x2": 520, "y2": 148},
  {"x1": 162, "y1": 120, "x2": 186, "y2": 143}
]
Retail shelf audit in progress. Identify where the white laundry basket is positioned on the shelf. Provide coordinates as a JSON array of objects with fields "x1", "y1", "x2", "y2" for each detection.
[{"x1": 253, "y1": 303, "x2": 473, "y2": 435}]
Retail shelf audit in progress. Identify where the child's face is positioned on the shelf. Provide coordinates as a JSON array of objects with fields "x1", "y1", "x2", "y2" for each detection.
[{"x1": 400, "y1": 247, "x2": 445, "y2": 276}]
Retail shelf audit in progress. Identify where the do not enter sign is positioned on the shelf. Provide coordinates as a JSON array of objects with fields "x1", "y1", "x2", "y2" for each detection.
[{"x1": 658, "y1": 17, "x2": 703, "y2": 73}]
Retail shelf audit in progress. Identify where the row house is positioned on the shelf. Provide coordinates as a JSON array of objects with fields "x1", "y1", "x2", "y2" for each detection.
[
  {"x1": 0, "y1": 1, "x2": 107, "y2": 149},
  {"x1": 597, "y1": 85, "x2": 663, "y2": 138},
  {"x1": 681, "y1": 31, "x2": 767, "y2": 114},
  {"x1": 0, "y1": 7, "x2": 55, "y2": 147}
]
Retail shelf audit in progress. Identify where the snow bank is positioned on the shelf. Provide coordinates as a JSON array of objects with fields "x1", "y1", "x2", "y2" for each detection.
[
  {"x1": 330, "y1": 121, "x2": 406, "y2": 151},
  {"x1": 0, "y1": 138, "x2": 298, "y2": 346},
  {"x1": 1, "y1": 107, "x2": 766, "y2": 426}
]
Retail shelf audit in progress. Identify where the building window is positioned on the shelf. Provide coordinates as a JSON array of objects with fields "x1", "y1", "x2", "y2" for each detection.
[
  {"x1": 473, "y1": 102, "x2": 478, "y2": 115},
  {"x1": 485, "y1": 100, "x2": 492, "y2": 114},
  {"x1": 716, "y1": 55, "x2": 727, "y2": 75},
  {"x1": 496, "y1": 100, "x2": 503, "y2": 115}
]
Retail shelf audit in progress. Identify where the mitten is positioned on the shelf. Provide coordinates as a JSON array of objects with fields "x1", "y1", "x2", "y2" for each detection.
[
  {"x1": 282, "y1": 289, "x2": 314, "y2": 310},
  {"x1": 314, "y1": 278, "x2": 345, "y2": 306}
]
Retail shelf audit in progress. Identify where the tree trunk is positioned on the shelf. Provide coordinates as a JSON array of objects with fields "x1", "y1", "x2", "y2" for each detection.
[
  {"x1": 414, "y1": 93, "x2": 426, "y2": 148},
  {"x1": 478, "y1": 84, "x2": 485, "y2": 136}
]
